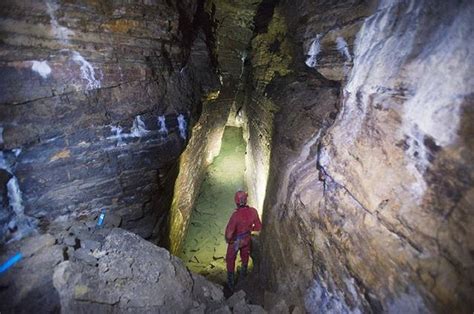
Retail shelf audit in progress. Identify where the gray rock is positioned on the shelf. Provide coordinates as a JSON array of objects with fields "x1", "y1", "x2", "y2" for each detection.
[
  {"x1": 248, "y1": 304, "x2": 267, "y2": 314},
  {"x1": 22, "y1": 233, "x2": 56, "y2": 257},
  {"x1": 103, "y1": 212, "x2": 122, "y2": 228},
  {"x1": 98, "y1": 254, "x2": 133, "y2": 282},
  {"x1": 227, "y1": 290, "x2": 247, "y2": 309},
  {"x1": 74, "y1": 248, "x2": 97, "y2": 266},
  {"x1": 189, "y1": 303, "x2": 206, "y2": 314},
  {"x1": 63, "y1": 235, "x2": 77, "y2": 247},
  {"x1": 69, "y1": 224, "x2": 91, "y2": 240},
  {"x1": 85, "y1": 220, "x2": 97, "y2": 229},
  {"x1": 54, "y1": 229, "x2": 199, "y2": 312},
  {"x1": 210, "y1": 305, "x2": 232, "y2": 314},
  {"x1": 233, "y1": 299, "x2": 251, "y2": 314},
  {"x1": 191, "y1": 273, "x2": 225, "y2": 304},
  {"x1": 81, "y1": 239, "x2": 101, "y2": 251}
]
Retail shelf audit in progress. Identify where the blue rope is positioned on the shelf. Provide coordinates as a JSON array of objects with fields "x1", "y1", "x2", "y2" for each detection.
[{"x1": 0, "y1": 252, "x2": 22, "y2": 274}]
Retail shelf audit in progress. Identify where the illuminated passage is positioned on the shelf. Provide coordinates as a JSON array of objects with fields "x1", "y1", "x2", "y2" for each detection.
[{"x1": 180, "y1": 127, "x2": 246, "y2": 284}]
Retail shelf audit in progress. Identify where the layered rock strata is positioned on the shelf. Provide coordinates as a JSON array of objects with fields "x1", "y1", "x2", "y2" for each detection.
[
  {"x1": 251, "y1": 0, "x2": 473, "y2": 312},
  {"x1": 0, "y1": 0, "x2": 219, "y2": 243}
]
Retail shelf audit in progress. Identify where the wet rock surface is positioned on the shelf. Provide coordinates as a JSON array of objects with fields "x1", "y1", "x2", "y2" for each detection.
[
  {"x1": 167, "y1": 0, "x2": 265, "y2": 254},
  {"x1": 180, "y1": 127, "x2": 247, "y2": 284}
]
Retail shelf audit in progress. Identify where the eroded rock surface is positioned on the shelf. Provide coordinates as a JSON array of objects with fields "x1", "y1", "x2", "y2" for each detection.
[
  {"x1": 0, "y1": 0, "x2": 219, "y2": 243},
  {"x1": 247, "y1": 0, "x2": 473, "y2": 313},
  {"x1": 180, "y1": 127, "x2": 247, "y2": 284},
  {"x1": 54, "y1": 228, "x2": 224, "y2": 313},
  {"x1": 1, "y1": 220, "x2": 265, "y2": 313},
  {"x1": 167, "y1": 0, "x2": 265, "y2": 254}
]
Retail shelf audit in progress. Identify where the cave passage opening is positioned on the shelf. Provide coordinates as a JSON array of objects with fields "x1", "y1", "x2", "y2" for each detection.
[{"x1": 179, "y1": 126, "x2": 248, "y2": 284}]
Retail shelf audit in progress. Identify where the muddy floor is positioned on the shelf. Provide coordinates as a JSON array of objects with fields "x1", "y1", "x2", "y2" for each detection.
[{"x1": 180, "y1": 127, "x2": 247, "y2": 284}]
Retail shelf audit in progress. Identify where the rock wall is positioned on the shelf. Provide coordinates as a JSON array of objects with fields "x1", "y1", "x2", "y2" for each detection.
[
  {"x1": 167, "y1": 0, "x2": 264, "y2": 254},
  {"x1": 241, "y1": 2, "x2": 289, "y2": 213},
  {"x1": 167, "y1": 90, "x2": 229, "y2": 253},
  {"x1": 254, "y1": 0, "x2": 473, "y2": 312},
  {"x1": 0, "y1": 0, "x2": 219, "y2": 243}
]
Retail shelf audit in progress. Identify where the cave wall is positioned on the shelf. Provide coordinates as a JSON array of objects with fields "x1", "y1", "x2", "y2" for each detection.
[
  {"x1": 254, "y1": 0, "x2": 473, "y2": 312},
  {"x1": 0, "y1": 0, "x2": 219, "y2": 243},
  {"x1": 167, "y1": 0, "x2": 264, "y2": 254},
  {"x1": 241, "y1": 3, "x2": 287, "y2": 213},
  {"x1": 167, "y1": 88, "x2": 229, "y2": 254}
]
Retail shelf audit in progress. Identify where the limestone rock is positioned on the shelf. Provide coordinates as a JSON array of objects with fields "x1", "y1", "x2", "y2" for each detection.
[
  {"x1": 21, "y1": 233, "x2": 56, "y2": 257},
  {"x1": 0, "y1": 0, "x2": 219, "y2": 244},
  {"x1": 227, "y1": 290, "x2": 247, "y2": 309},
  {"x1": 210, "y1": 305, "x2": 232, "y2": 314},
  {"x1": 73, "y1": 248, "x2": 97, "y2": 266},
  {"x1": 102, "y1": 212, "x2": 122, "y2": 228},
  {"x1": 248, "y1": 304, "x2": 267, "y2": 314},
  {"x1": 63, "y1": 235, "x2": 77, "y2": 247},
  {"x1": 254, "y1": 0, "x2": 474, "y2": 313},
  {"x1": 80, "y1": 239, "x2": 101, "y2": 251},
  {"x1": 192, "y1": 273, "x2": 225, "y2": 304},
  {"x1": 53, "y1": 228, "x2": 227, "y2": 312}
]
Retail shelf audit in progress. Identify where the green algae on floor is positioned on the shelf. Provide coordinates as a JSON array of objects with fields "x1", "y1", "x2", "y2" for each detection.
[{"x1": 180, "y1": 127, "x2": 247, "y2": 284}]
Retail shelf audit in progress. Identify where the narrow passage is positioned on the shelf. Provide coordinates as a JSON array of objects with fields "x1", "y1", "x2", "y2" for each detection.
[{"x1": 180, "y1": 127, "x2": 247, "y2": 284}]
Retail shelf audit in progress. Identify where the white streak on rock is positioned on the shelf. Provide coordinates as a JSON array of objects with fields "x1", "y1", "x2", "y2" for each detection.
[
  {"x1": 130, "y1": 115, "x2": 149, "y2": 137},
  {"x1": 7, "y1": 177, "x2": 24, "y2": 216},
  {"x1": 108, "y1": 126, "x2": 126, "y2": 146},
  {"x1": 240, "y1": 50, "x2": 247, "y2": 77},
  {"x1": 305, "y1": 35, "x2": 322, "y2": 68},
  {"x1": 46, "y1": 0, "x2": 74, "y2": 44},
  {"x1": 46, "y1": 1, "x2": 104, "y2": 90},
  {"x1": 72, "y1": 51, "x2": 101, "y2": 90},
  {"x1": 278, "y1": 129, "x2": 322, "y2": 207},
  {"x1": 0, "y1": 150, "x2": 37, "y2": 243},
  {"x1": 108, "y1": 115, "x2": 151, "y2": 146},
  {"x1": 31, "y1": 61, "x2": 52, "y2": 79},
  {"x1": 336, "y1": 36, "x2": 352, "y2": 62},
  {"x1": 158, "y1": 115, "x2": 168, "y2": 135},
  {"x1": 177, "y1": 114, "x2": 187, "y2": 140},
  {"x1": 305, "y1": 274, "x2": 359, "y2": 314},
  {"x1": 0, "y1": 127, "x2": 4, "y2": 145}
]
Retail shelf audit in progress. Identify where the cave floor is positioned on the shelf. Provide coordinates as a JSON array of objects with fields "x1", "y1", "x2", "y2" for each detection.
[{"x1": 180, "y1": 126, "x2": 247, "y2": 285}]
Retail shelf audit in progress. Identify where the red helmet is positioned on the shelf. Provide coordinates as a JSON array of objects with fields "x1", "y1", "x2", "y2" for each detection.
[{"x1": 234, "y1": 191, "x2": 248, "y2": 207}]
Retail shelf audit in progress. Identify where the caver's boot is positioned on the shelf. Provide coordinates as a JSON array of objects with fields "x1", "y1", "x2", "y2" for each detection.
[
  {"x1": 241, "y1": 264, "x2": 248, "y2": 278},
  {"x1": 227, "y1": 272, "x2": 235, "y2": 291}
]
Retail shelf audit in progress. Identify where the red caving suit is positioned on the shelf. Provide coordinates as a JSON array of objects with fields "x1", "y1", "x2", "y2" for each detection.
[{"x1": 225, "y1": 205, "x2": 262, "y2": 273}]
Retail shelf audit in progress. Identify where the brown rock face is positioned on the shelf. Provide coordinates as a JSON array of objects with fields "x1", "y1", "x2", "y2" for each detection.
[
  {"x1": 250, "y1": 0, "x2": 474, "y2": 312},
  {"x1": 1, "y1": 0, "x2": 473, "y2": 313},
  {"x1": 0, "y1": 0, "x2": 219, "y2": 243}
]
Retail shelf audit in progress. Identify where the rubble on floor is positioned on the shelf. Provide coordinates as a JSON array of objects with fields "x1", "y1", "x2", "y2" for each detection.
[{"x1": 0, "y1": 218, "x2": 267, "y2": 313}]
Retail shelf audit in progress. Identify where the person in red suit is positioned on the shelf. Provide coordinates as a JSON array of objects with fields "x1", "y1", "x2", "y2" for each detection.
[{"x1": 225, "y1": 190, "x2": 262, "y2": 290}]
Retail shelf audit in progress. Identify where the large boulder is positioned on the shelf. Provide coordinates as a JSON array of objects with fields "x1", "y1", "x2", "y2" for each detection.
[{"x1": 53, "y1": 228, "x2": 226, "y2": 313}]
